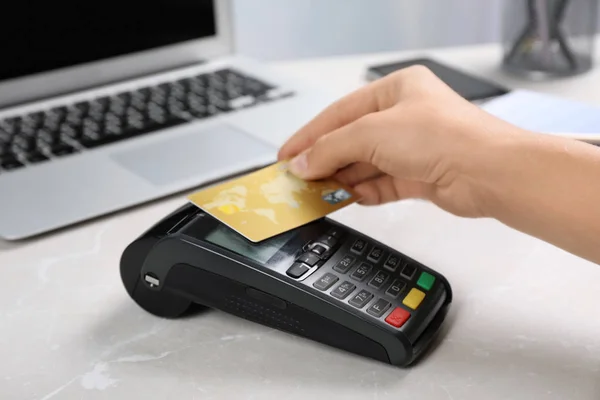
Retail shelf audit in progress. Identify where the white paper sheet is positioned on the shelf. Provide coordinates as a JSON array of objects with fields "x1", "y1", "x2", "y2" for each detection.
[{"x1": 481, "y1": 89, "x2": 600, "y2": 136}]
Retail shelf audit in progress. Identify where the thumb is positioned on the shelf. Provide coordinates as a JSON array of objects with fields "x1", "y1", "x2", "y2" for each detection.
[{"x1": 287, "y1": 115, "x2": 380, "y2": 180}]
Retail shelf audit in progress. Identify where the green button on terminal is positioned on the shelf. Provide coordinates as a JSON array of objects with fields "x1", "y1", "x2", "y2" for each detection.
[{"x1": 417, "y1": 272, "x2": 435, "y2": 290}]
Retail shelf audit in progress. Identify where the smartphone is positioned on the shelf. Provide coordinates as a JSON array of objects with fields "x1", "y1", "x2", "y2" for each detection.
[{"x1": 366, "y1": 58, "x2": 509, "y2": 102}]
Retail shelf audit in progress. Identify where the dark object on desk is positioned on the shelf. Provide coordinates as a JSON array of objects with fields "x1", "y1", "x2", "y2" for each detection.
[
  {"x1": 120, "y1": 202, "x2": 453, "y2": 366},
  {"x1": 366, "y1": 58, "x2": 509, "y2": 102},
  {"x1": 501, "y1": 0, "x2": 598, "y2": 78}
]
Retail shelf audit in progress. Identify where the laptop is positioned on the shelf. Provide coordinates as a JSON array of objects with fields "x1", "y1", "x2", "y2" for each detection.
[{"x1": 0, "y1": 1, "x2": 336, "y2": 241}]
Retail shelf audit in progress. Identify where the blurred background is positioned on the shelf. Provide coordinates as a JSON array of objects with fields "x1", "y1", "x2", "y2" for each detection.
[
  {"x1": 1, "y1": 0, "x2": 599, "y2": 241},
  {"x1": 232, "y1": 0, "x2": 599, "y2": 61}
]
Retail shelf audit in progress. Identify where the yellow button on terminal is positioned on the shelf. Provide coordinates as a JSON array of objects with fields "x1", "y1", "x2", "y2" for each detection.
[{"x1": 402, "y1": 288, "x2": 426, "y2": 310}]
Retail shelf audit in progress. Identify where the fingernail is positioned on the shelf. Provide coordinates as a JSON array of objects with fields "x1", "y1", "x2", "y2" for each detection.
[{"x1": 289, "y1": 153, "x2": 308, "y2": 177}]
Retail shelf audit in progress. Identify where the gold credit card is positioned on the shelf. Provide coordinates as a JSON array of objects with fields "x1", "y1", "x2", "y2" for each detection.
[{"x1": 187, "y1": 161, "x2": 358, "y2": 242}]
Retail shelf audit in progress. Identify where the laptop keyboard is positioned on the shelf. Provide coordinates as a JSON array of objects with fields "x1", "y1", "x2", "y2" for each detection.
[{"x1": 0, "y1": 68, "x2": 293, "y2": 173}]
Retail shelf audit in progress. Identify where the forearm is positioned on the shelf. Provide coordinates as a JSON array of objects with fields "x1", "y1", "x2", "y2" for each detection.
[{"x1": 480, "y1": 131, "x2": 600, "y2": 265}]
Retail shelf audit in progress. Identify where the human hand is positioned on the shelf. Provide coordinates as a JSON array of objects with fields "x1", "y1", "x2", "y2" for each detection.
[{"x1": 277, "y1": 65, "x2": 531, "y2": 218}]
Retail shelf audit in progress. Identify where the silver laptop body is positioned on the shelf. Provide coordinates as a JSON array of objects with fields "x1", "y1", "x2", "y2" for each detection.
[{"x1": 0, "y1": 0, "x2": 336, "y2": 240}]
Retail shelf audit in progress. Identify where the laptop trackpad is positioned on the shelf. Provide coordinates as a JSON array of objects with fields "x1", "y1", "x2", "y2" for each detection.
[{"x1": 110, "y1": 124, "x2": 276, "y2": 186}]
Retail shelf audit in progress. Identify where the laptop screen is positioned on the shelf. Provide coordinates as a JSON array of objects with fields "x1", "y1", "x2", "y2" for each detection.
[{"x1": 0, "y1": 1, "x2": 216, "y2": 83}]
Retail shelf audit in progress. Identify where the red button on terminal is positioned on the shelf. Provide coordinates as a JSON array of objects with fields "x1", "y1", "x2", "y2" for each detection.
[{"x1": 385, "y1": 307, "x2": 410, "y2": 328}]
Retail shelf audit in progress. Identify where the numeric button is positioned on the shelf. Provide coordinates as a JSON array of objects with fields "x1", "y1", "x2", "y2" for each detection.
[
  {"x1": 331, "y1": 281, "x2": 356, "y2": 299},
  {"x1": 350, "y1": 239, "x2": 367, "y2": 255},
  {"x1": 368, "y1": 270, "x2": 389, "y2": 290},
  {"x1": 349, "y1": 289, "x2": 374, "y2": 309},
  {"x1": 333, "y1": 255, "x2": 355, "y2": 273},
  {"x1": 383, "y1": 254, "x2": 401, "y2": 272},
  {"x1": 313, "y1": 273, "x2": 339, "y2": 291},
  {"x1": 350, "y1": 262, "x2": 372, "y2": 282},
  {"x1": 385, "y1": 279, "x2": 406, "y2": 299},
  {"x1": 367, "y1": 247, "x2": 384, "y2": 263}
]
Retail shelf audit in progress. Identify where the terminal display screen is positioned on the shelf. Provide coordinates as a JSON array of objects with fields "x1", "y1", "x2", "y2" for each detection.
[{"x1": 204, "y1": 224, "x2": 295, "y2": 264}]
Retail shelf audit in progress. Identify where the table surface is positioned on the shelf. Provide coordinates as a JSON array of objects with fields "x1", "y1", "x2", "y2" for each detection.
[{"x1": 3, "y1": 40, "x2": 600, "y2": 400}]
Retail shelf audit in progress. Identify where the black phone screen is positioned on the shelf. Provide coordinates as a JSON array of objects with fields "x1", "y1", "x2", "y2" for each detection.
[{"x1": 368, "y1": 58, "x2": 509, "y2": 101}]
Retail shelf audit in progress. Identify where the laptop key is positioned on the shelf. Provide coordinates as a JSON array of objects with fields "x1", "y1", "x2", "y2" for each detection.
[
  {"x1": 82, "y1": 127, "x2": 103, "y2": 142},
  {"x1": 0, "y1": 140, "x2": 10, "y2": 153},
  {"x1": 48, "y1": 105, "x2": 68, "y2": 119},
  {"x1": 19, "y1": 123, "x2": 36, "y2": 137},
  {"x1": 116, "y1": 92, "x2": 131, "y2": 106},
  {"x1": 146, "y1": 108, "x2": 167, "y2": 125},
  {"x1": 42, "y1": 116, "x2": 62, "y2": 132},
  {"x1": 167, "y1": 99, "x2": 187, "y2": 116},
  {"x1": 74, "y1": 101, "x2": 89, "y2": 114},
  {"x1": 0, "y1": 129, "x2": 11, "y2": 144},
  {"x1": 131, "y1": 87, "x2": 151, "y2": 101},
  {"x1": 109, "y1": 102, "x2": 127, "y2": 117},
  {"x1": 0, "y1": 156, "x2": 24, "y2": 170},
  {"x1": 26, "y1": 151, "x2": 49, "y2": 163},
  {"x1": 13, "y1": 135, "x2": 36, "y2": 153},
  {"x1": 0, "y1": 119, "x2": 17, "y2": 135},
  {"x1": 60, "y1": 124, "x2": 81, "y2": 141},
  {"x1": 90, "y1": 97, "x2": 110, "y2": 112},
  {"x1": 50, "y1": 143, "x2": 76, "y2": 157},
  {"x1": 130, "y1": 95, "x2": 147, "y2": 111},
  {"x1": 38, "y1": 128, "x2": 59, "y2": 144},
  {"x1": 24, "y1": 112, "x2": 44, "y2": 129}
]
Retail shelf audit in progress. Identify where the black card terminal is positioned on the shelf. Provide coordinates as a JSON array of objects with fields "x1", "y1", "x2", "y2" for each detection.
[{"x1": 120, "y1": 202, "x2": 453, "y2": 366}]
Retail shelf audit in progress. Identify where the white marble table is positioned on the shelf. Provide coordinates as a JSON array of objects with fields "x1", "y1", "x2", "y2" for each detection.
[{"x1": 3, "y1": 40, "x2": 600, "y2": 400}]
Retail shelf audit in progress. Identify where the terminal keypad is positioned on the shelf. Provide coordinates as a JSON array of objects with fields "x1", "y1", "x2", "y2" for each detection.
[
  {"x1": 288, "y1": 224, "x2": 439, "y2": 330},
  {"x1": 317, "y1": 230, "x2": 438, "y2": 329}
]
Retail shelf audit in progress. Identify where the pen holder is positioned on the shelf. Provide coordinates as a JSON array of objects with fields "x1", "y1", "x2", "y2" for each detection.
[{"x1": 501, "y1": 0, "x2": 598, "y2": 78}]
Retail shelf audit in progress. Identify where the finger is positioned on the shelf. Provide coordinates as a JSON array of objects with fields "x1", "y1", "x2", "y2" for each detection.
[
  {"x1": 288, "y1": 112, "x2": 383, "y2": 180},
  {"x1": 354, "y1": 175, "x2": 434, "y2": 206},
  {"x1": 277, "y1": 77, "x2": 392, "y2": 161},
  {"x1": 334, "y1": 162, "x2": 382, "y2": 186}
]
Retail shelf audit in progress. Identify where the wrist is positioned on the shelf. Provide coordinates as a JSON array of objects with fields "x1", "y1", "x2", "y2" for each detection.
[
  {"x1": 472, "y1": 129, "x2": 600, "y2": 263},
  {"x1": 467, "y1": 126, "x2": 598, "y2": 222},
  {"x1": 474, "y1": 130, "x2": 538, "y2": 219},
  {"x1": 448, "y1": 120, "x2": 540, "y2": 219}
]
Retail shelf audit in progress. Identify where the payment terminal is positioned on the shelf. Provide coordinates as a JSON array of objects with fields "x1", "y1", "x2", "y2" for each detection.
[{"x1": 120, "y1": 202, "x2": 452, "y2": 366}]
